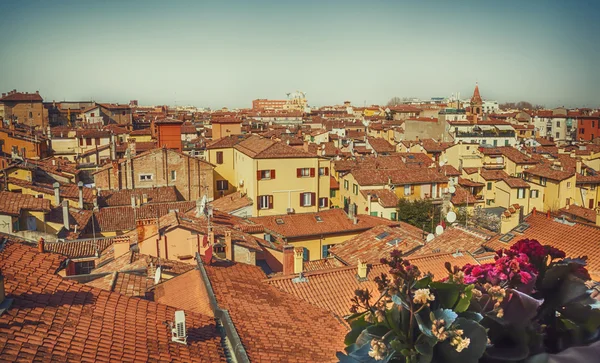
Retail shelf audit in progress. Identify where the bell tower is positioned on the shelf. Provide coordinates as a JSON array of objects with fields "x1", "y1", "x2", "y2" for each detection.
[{"x1": 470, "y1": 83, "x2": 483, "y2": 118}]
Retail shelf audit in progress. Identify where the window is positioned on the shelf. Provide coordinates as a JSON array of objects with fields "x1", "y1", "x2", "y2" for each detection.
[
  {"x1": 353, "y1": 184, "x2": 358, "y2": 195},
  {"x1": 300, "y1": 192, "x2": 315, "y2": 207},
  {"x1": 370, "y1": 212, "x2": 379, "y2": 216},
  {"x1": 330, "y1": 189, "x2": 337, "y2": 198},
  {"x1": 95, "y1": 137, "x2": 100, "y2": 145},
  {"x1": 540, "y1": 177, "x2": 547, "y2": 186},
  {"x1": 322, "y1": 244, "x2": 332, "y2": 258},
  {"x1": 28, "y1": 111, "x2": 32, "y2": 118},
  {"x1": 530, "y1": 190, "x2": 539, "y2": 198},
  {"x1": 555, "y1": 132, "x2": 559, "y2": 139},
  {"x1": 297, "y1": 168, "x2": 314, "y2": 177},
  {"x1": 567, "y1": 182, "x2": 571, "y2": 188},
  {"x1": 404, "y1": 185, "x2": 411, "y2": 196},
  {"x1": 75, "y1": 260, "x2": 95, "y2": 275},
  {"x1": 86, "y1": 138, "x2": 92, "y2": 146},
  {"x1": 258, "y1": 195, "x2": 273, "y2": 210},
  {"x1": 487, "y1": 182, "x2": 492, "y2": 190},
  {"x1": 319, "y1": 197, "x2": 328, "y2": 208},
  {"x1": 505, "y1": 140, "x2": 509, "y2": 146},
  {"x1": 556, "y1": 121, "x2": 560, "y2": 127},
  {"x1": 216, "y1": 180, "x2": 228, "y2": 191},
  {"x1": 216, "y1": 151, "x2": 223, "y2": 164},
  {"x1": 258, "y1": 169, "x2": 275, "y2": 180},
  {"x1": 319, "y1": 167, "x2": 329, "y2": 176},
  {"x1": 139, "y1": 174, "x2": 153, "y2": 181},
  {"x1": 303, "y1": 248, "x2": 309, "y2": 261},
  {"x1": 390, "y1": 212, "x2": 397, "y2": 221},
  {"x1": 171, "y1": 170, "x2": 177, "y2": 181},
  {"x1": 486, "y1": 199, "x2": 493, "y2": 206},
  {"x1": 344, "y1": 180, "x2": 349, "y2": 190},
  {"x1": 517, "y1": 188, "x2": 525, "y2": 199}
]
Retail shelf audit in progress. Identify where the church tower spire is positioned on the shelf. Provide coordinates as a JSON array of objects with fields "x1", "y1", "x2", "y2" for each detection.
[{"x1": 470, "y1": 82, "x2": 483, "y2": 118}]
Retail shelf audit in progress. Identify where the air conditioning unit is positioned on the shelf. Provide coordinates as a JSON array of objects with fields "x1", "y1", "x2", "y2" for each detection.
[
  {"x1": 286, "y1": 208, "x2": 295, "y2": 214},
  {"x1": 171, "y1": 311, "x2": 187, "y2": 344}
]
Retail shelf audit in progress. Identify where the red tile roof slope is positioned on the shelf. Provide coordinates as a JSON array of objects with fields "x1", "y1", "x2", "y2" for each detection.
[
  {"x1": 234, "y1": 135, "x2": 316, "y2": 159},
  {"x1": 0, "y1": 240, "x2": 226, "y2": 362},
  {"x1": 250, "y1": 208, "x2": 399, "y2": 239},
  {"x1": 206, "y1": 261, "x2": 348, "y2": 362},
  {"x1": 266, "y1": 252, "x2": 478, "y2": 318},
  {"x1": 484, "y1": 214, "x2": 600, "y2": 279},
  {"x1": 0, "y1": 191, "x2": 51, "y2": 216},
  {"x1": 98, "y1": 186, "x2": 179, "y2": 207},
  {"x1": 413, "y1": 226, "x2": 488, "y2": 256},
  {"x1": 329, "y1": 225, "x2": 424, "y2": 265}
]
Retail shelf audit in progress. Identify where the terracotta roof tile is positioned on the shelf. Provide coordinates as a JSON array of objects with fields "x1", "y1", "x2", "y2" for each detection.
[
  {"x1": 360, "y1": 189, "x2": 399, "y2": 208},
  {"x1": 210, "y1": 192, "x2": 253, "y2": 213},
  {"x1": 484, "y1": 213, "x2": 600, "y2": 278},
  {"x1": 524, "y1": 165, "x2": 575, "y2": 181},
  {"x1": 43, "y1": 236, "x2": 128, "y2": 259},
  {"x1": 0, "y1": 91, "x2": 43, "y2": 102},
  {"x1": 367, "y1": 137, "x2": 396, "y2": 153},
  {"x1": 558, "y1": 205, "x2": 596, "y2": 223},
  {"x1": 413, "y1": 226, "x2": 489, "y2": 256},
  {"x1": 266, "y1": 252, "x2": 478, "y2": 318},
  {"x1": 250, "y1": 209, "x2": 399, "y2": 240},
  {"x1": 0, "y1": 240, "x2": 227, "y2": 362},
  {"x1": 0, "y1": 191, "x2": 51, "y2": 216},
  {"x1": 98, "y1": 186, "x2": 179, "y2": 207},
  {"x1": 234, "y1": 135, "x2": 315, "y2": 159}
]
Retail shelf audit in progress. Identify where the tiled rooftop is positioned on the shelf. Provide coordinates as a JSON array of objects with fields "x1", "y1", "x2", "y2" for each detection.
[
  {"x1": 413, "y1": 226, "x2": 489, "y2": 256},
  {"x1": 0, "y1": 240, "x2": 226, "y2": 362},
  {"x1": 98, "y1": 186, "x2": 179, "y2": 207},
  {"x1": 329, "y1": 224, "x2": 425, "y2": 265},
  {"x1": 0, "y1": 191, "x2": 51, "y2": 216},
  {"x1": 250, "y1": 209, "x2": 399, "y2": 239},
  {"x1": 234, "y1": 135, "x2": 316, "y2": 159},
  {"x1": 485, "y1": 213, "x2": 600, "y2": 279}
]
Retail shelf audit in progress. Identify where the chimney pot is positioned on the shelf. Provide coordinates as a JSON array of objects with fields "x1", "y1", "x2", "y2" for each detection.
[
  {"x1": 358, "y1": 260, "x2": 368, "y2": 279},
  {"x1": 293, "y1": 247, "x2": 304, "y2": 274},
  {"x1": 62, "y1": 200, "x2": 70, "y2": 230},
  {"x1": 38, "y1": 238, "x2": 45, "y2": 253},
  {"x1": 225, "y1": 230, "x2": 233, "y2": 261},
  {"x1": 53, "y1": 182, "x2": 60, "y2": 205}
]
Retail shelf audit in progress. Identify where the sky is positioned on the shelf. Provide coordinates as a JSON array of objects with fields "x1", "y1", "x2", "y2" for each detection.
[{"x1": 0, "y1": 0, "x2": 599, "y2": 109}]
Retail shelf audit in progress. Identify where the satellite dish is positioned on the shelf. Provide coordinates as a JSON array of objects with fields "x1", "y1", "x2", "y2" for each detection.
[
  {"x1": 449, "y1": 186, "x2": 456, "y2": 194},
  {"x1": 426, "y1": 233, "x2": 435, "y2": 243},
  {"x1": 435, "y1": 225, "x2": 444, "y2": 236},
  {"x1": 446, "y1": 211, "x2": 457, "y2": 223},
  {"x1": 438, "y1": 160, "x2": 445, "y2": 167},
  {"x1": 448, "y1": 179, "x2": 454, "y2": 187},
  {"x1": 154, "y1": 266, "x2": 162, "y2": 285}
]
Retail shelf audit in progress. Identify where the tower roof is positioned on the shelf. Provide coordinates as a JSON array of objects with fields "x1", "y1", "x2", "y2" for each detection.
[{"x1": 471, "y1": 83, "x2": 482, "y2": 104}]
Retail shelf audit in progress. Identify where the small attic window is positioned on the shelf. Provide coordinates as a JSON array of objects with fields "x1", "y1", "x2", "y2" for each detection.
[
  {"x1": 315, "y1": 215, "x2": 323, "y2": 222},
  {"x1": 513, "y1": 223, "x2": 530, "y2": 233},
  {"x1": 275, "y1": 218, "x2": 284, "y2": 225},
  {"x1": 375, "y1": 232, "x2": 390, "y2": 240}
]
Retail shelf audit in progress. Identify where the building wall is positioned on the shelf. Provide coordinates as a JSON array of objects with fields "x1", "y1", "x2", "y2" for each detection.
[
  {"x1": 100, "y1": 107, "x2": 132, "y2": 125},
  {"x1": 442, "y1": 143, "x2": 482, "y2": 170},
  {"x1": 0, "y1": 130, "x2": 49, "y2": 159},
  {"x1": 212, "y1": 123, "x2": 241, "y2": 140},
  {"x1": 233, "y1": 245, "x2": 256, "y2": 265},
  {"x1": 287, "y1": 230, "x2": 366, "y2": 261},
  {"x1": 157, "y1": 124, "x2": 182, "y2": 151},
  {"x1": 2, "y1": 101, "x2": 47, "y2": 127},
  {"x1": 0, "y1": 214, "x2": 14, "y2": 234},
  {"x1": 94, "y1": 149, "x2": 214, "y2": 201},
  {"x1": 403, "y1": 119, "x2": 445, "y2": 141},
  {"x1": 207, "y1": 147, "x2": 237, "y2": 198},
  {"x1": 526, "y1": 175, "x2": 577, "y2": 211}
]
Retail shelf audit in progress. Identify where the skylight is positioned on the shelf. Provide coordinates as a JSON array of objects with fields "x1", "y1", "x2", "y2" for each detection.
[
  {"x1": 275, "y1": 218, "x2": 285, "y2": 225},
  {"x1": 499, "y1": 233, "x2": 515, "y2": 243},
  {"x1": 315, "y1": 216, "x2": 323, "y2": 222},
  {"x1": 375, "y1": 232, "x2": 390, "y2": 240},
  {"x1": 386, "y1": 238, "x2": 403, "y2": 247}
]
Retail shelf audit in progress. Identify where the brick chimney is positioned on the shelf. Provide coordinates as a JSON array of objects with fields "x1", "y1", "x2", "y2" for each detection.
[
  {"x1": 62, "y1": 200, "x2": 70, "y2": 230},
  {"x1": 283, "y1": 245, "x2": 295, "y2": 275},
  {"x1": 38, "y1": 238, "x2": 45, "y2": 253},
  {"x1": 225, "y1": 230, "x2": 233, "y2": 261},
  {"x1": 294, "y1": 247, "x2": 304, "y2": 274},
  {"x1": 77, "y1": 181, "x2": 84, "y2": 209},
  {"x1": 53, "y1": 182, "x2": 60, "y2": 205}
]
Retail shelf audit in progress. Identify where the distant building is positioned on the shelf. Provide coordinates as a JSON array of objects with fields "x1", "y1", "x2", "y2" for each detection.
[
  {"x1": 0, "y1": 90, "x2": 47, "y2": 127},
  {"x1": 155, "y1": 118, "x2": 183, "y2": 151}
]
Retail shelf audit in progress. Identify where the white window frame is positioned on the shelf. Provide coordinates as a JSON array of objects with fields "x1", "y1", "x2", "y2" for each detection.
[
  {"x1": 517, "y1": 188, "x2": 525, "y2": 199},
  {"x1": 171, "y1": 170, "x2": 177, "y2": 181},
  {"x1": 319, "y1": 197, "x2": 327, "y2": 208},
  {"x1": 139, "y1": 174, "x2": 153, "y2": 181},
  {"x1": 259, "y1": 195, "x2": 270, "y2": 210},
  {"x1": 404, "y1": 185, "x2": 411, "y2": 196},
  {"x1": 302, "y1": 192, "x2": 312, "y2": 207},
  {"x1": 318, "y1": 167, "x2": 326, "y2": 176},
  {"x1": 261, "y1": 170, "x2": 271, "y2": 179},
  {"x1": 300, "y1": 168, "x2": 310, "y2": 177}
]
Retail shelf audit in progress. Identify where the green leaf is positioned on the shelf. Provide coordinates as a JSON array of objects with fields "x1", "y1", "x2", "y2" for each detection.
[
  {"x1": 436, "y1": 318, "x2": 487, "y2": 363},
  {"x1": 430, "y1": 282, "x2": 460, "y2": 309},
  {"x1": 454, "y1": 287, "x2": 473, "y2": 313},
  {"x1": 415, "y1": 334, "x2": 436, "y2": 356},
  {"x1": 458, "y1": 311, "x2": 483, "y2": 323},
  {"x1": 414, "y1": 310, "x2": 434, "y2": 338},
  {"x1": 345, "y1": 314, "x2": 371, "y2": 346},
  {"x1": 413, "y1": 275, "x2": 432, "y2": 289},
  {"x1": 386, "y1": 305, "x2": 403, "y2": 336},
  {"x1": 433, "y1": 308, "x2": 458, "y2": 327},
  {"x1": 561, "y1": 303, "x2": 600, "y2": 333},
  {"x1": 355, "y1": 325, "x2": 390, "y2": 348},
  {"x1": 392, "y1": 294, "x2": 410, "y2": 309}
]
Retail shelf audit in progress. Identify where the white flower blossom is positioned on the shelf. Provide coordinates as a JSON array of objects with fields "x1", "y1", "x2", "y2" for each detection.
[
  {"x1": 413, "y1": 288, "x2": 435, "y2": 305},
  {"x1": 451, "y1": 336, "x2": 471, "y2": 352},
  {"x1": 368, "y1": 339, "x2": 387, "y2": 360}
]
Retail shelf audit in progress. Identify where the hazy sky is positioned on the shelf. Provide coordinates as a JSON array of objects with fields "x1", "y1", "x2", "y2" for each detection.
[{"x1": 1, "y1": 0, "x2": 598, "y2": 108}]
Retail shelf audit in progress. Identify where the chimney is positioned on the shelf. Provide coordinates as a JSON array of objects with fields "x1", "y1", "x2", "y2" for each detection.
[
  {"x1": 293, "y1": 247, "x2": 304, "y2": 274},
  {"x1": 283, "y1": 245, "x2": 295, "y2": 275},
  {"x1": 110, "y1": 133, "x2": 116, "y2": 160},
  {"x1": 225, "y1": 230, "x2": 233, "y2": 261},
  {"x1": 196, "y1": 198, "x2": 202, "y2": 217},
  {"x1": 113, "y1": 238, "x2": 131, "y2": 259},
  {"x1": 142, "y1": 193, "x2": 148, "y2": 204},
  {"x1": 53, "y1": 182, "x2": 60, "y2": 205},
  {"x1": 358, "y1": 260, "x2": 368, "y2": 279},
  {"x1": 353, "y1": 216, "x2": 358, "y2": 225},
  {"x1": 77, "y1": 181, "x2": 84, "y2": 209},
  {"x1": 38, "y1": 238, "x2": 45, "y2": 253},
  {"x1": 576, "y1": 159, "x2": 582, "y2": 175},
  {"x1": 62, "y1": 200, "x2": 70, "y2": 230},
  {"x1": 131, "y1": 195, "x2": 136, "y2": 208}
]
